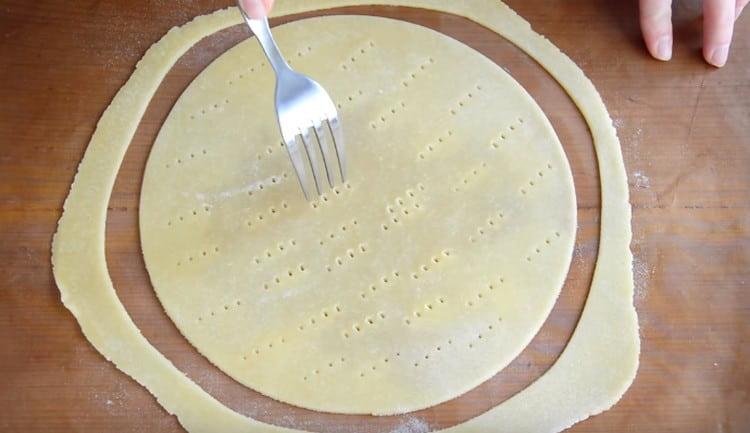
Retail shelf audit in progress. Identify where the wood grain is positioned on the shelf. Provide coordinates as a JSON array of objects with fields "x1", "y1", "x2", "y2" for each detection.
[{"x1": 0, "y1": 1, "x2": 748, "y2": 432}]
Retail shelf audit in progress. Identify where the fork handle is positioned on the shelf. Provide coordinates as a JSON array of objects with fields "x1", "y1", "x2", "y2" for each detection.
[{"x1": 238, "y1": 5, "x2": 289, "y2": 74}]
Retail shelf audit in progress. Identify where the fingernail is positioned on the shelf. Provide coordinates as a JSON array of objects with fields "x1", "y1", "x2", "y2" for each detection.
[
  {"x1": 708, "y1": 44, "x2": 729, "y2": 67},
  {"x1": 654, "y1": 36, "x2": 672, "y2": 61}
]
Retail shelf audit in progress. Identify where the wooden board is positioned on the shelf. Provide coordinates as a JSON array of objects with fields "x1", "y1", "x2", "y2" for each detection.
[{"x1": 1, "y1": 1, "x2": 748, "y2": 432}]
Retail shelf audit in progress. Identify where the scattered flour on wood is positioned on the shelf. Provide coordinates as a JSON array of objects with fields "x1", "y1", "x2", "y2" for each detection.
[
  {"x1": 631, "y1": 230, "x2": 653, "y2": 301},
  {"x1": 632, "y1": 256, "x2": 652, "y2": 300},
  {"x1": 277, "y1": 414, "x2": 316, "y2": 430},
  {"x1": 613, "y1": 117, "x2": 643, "y2": 148},
  {"x1": 633, "y1": 170, "x2": 650, "y2": 189},
  {"x1": 570, "y1": 242, "x2": 591, "y2": 275},
  {"x1": 629, "y1": 126, "x2": 643, "y2": 149},
  {"x1": 387, "y1": 417, "x2": 430, "y2": 433},
  {"x1": 92, "y1": 381, "x2": 128, "y2": 415}
]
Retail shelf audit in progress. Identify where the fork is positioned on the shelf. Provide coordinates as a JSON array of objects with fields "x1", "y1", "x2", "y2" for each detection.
[{"x1": 237, "y1": 1, "x2": 346, "y2": 200}]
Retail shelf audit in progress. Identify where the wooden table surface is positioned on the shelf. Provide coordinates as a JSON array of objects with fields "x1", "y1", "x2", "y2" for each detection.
[{"x1": 1, "y1": 1, "x2": 748, "y2": 432}]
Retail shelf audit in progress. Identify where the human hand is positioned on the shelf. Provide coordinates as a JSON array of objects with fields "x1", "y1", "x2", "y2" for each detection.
[
  {"x1": 240, "y1": 0, "x2": 275, "y2": 19},
  {"x1": 639, "y1": 0, "x2": 748, "y2": 67}
]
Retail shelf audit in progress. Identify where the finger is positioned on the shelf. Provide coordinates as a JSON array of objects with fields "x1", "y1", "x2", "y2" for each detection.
[
  {"x1": 737, "y1": 0, "x2": 750, "y2": 17},
  {"x1": 640, "y1": 0, "x2": 674, "y2": 61},
  {"x1": 240, "y1": 0, "x2": 269, "y2": 19},
  {"x1": 703, "y1": 0, "x2": 735, "y2": 67}
]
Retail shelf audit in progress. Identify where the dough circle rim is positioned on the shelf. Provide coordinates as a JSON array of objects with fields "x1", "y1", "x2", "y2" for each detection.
[
  {"x1": 140, "y1": 14, "x2": 577, "y2": 416},
  {"x1": 51, "y1": 2, "x2": 639, "y2": 433}
]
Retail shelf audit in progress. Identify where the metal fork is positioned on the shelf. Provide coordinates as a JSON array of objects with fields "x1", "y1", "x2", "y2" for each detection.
[{"x1": 237, "y1": 3, "x2": 346, "y2": 200}]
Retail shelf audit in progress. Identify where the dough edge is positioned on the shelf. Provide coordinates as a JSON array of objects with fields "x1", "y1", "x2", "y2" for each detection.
[{"x1": 51, "y1": 1, "x2": 639, "y2": 432}]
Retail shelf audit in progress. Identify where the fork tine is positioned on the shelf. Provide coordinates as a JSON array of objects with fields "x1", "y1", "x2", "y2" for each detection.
[
  {"x1": 326, "y1": 116, "x2": 346, "y2": 181},
  {"x1": 300, "y1": 127, "x2": 325, "y2": 195},
  {"x1": 284, "y1": 138, "x2": 313, "y2": 200},
  {"x1": 313, "y1": 121, "x2": 336, "y2": 187}
]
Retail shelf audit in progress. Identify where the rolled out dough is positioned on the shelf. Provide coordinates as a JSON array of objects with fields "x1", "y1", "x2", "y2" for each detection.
[
  {"x1": 140, "y1": 15, "x2": 576, "y2": 415},
  {"x1": 52, "y1": 1, "x2": 639, "y2": 432}
]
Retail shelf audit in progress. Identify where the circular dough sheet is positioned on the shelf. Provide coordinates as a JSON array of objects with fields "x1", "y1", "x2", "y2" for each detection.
[{"x1": 140, "y1": 15, "x2": 576, "y2": 415}]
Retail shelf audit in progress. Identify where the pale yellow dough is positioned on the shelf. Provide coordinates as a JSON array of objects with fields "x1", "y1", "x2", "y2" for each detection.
[
  {"x1": 52, "y1": 1, "x2": 639, "y2": 432},
  {"x1": 140, "y1": 15, "x2": 576, "y2": 415}
]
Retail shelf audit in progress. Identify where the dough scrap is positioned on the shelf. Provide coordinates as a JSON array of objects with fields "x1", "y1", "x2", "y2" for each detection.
[
  {"x1": 140, "y1": 15, "x2": 576, "y2": 415},
  {"x1": 51, "y1": 1, "x2": 639, "y2": 432}
]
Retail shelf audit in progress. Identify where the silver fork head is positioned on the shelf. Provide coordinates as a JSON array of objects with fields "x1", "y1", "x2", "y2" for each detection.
[
  {"x1": 276, "y1": 70, "x2": 346, "y2": 200},
  {"x1": 236, "y1": 5, "x2": 346, "y2": 200}
]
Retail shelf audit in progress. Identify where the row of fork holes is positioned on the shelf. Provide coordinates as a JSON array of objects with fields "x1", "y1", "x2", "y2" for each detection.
[
  {"x1": 412, "y1": 317, "x2": 503, "y2": 368},
  {"x1": 341, "y1": 40, "x2": 375, "y2": 70},
  {"x1": 521, "y1": 162, "x2": 553, "y2": 195},
  {"x1": 325, "y1": 243, "x2": 368, "y2": 272},
  {"x1": 337, "y1": 90, "x2": 364, "y2": 109},
  {"x1": 341, "y1": 311, "x2": 387, "y2": 339},
  {"x1": 490, "y1": 117, "x2": 524, "y2": 149},
  {"x1": 319, "y1": 219, "x2": 358, "y2": 245},
  {"x1": 418, "y1": 130, "x2": 453, "y2": 160},
  {"x1": 469, "y1": 210, "x2": 505, "y2": 243},
  {"x1": 227, "y1": 61, "x2": 265, "y2": 86},
  {"x1": 295, "y1": 301, "x2": 504, "y2": 379},
  {"x1": 410, "y1": 249, "x2": 451, "y2": 281},
  {"x1": 247, "y1": 310, "x2": 502, "y2": 366},
  {"x1": 286, "y1": 46, "x2": 313, "y2": 66},
  {"x1": 370, "y1": 101, "x2": 406, "y2": 129},
  {"x1": 356, "y1": 316, "x2": 503, "y2": 378},
  {"x1": 247, "y1": 173, "x2": 289, "y2": 198},
  {"x1": 401, "y1": 57, "x2": 434, "y2": 88},
  {"x1": 298, "y1": 305, "x2": 344, "y2": 332},
  {"x1": 262, "y1": 263, "x2": 308, "y2": 290},
  {"x1": 526, "y1": 231, "x2": 561, "y2": 262},
  {"x1": 247, "y1": 200, "x2": 289, "y2": 227},
  {"x1": 404, "y1": 296, "x2": 445, "y2": 325},
  {"x1": 167, "y1": 176, "x2": 290, "y2": 226},
  {"x1": 465, "y1": 277, "x2": 505, "y2": 308},
  {"x1": 242, "y1": 304, "x2": 344, "y2": 362},
  {"x1": 196, "y1": 263, "x2": 306, "y2": 322},
  {"x1": 192, "y1": 46, "x2": 310, "y2": 129},
  {"x1": 165, "y1": 148, "x2": 208, "y2": 169},
  {"x1": 167, "y1": 204, "x2": 211, "y2": 227},
  {"x1": 255, "y1": 143, "x2": 283, "y2": 161},
  {"x1": 189, "y1": 99, "x2": 229, "y2": 121},
  {"x1": 253, "y1": 239, "x2": 297, "y2": 265},
  {"x1": 382, "y1": 184, "x2": 426, "y2": 231},
  {"x1": 449, "y1": 84, "x2": 482, "y2": 115},
  {"x1": 453, "y1": 162, "x2": 488, "y2": 192},
  {"x1": 361, "y1": 249, "x2": 449, "y2": 302},
  {"x1": 310, "y1": 182, "x2": 354, "y2": 209},
  {"x1": 177, "y1": 246, "x2": 220, "y2": 267},
  {"x1": 359, "y1": 270, "x2": 400, "y2": 301},
  {"x1": 356, "y1": 249, "x2": 450, "y2": 319}
]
